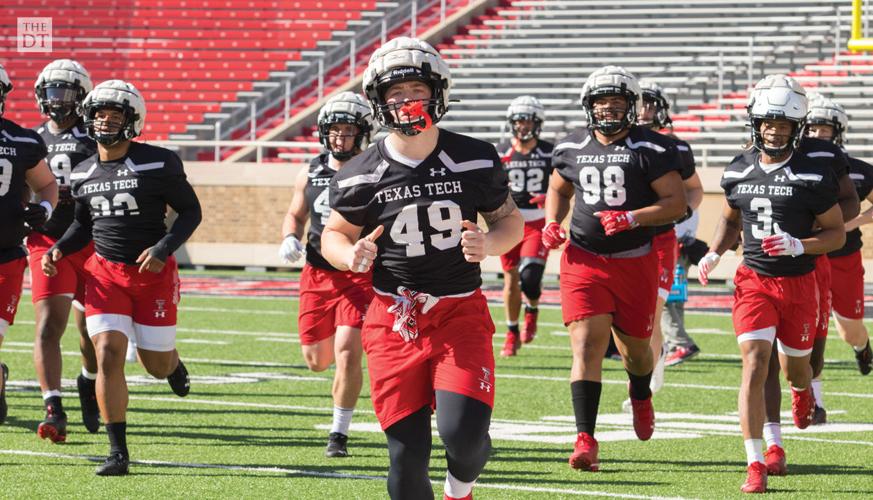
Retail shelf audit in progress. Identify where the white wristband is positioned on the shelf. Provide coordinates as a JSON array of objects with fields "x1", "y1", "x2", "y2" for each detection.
[{"x1": 40, "y1": 200, "x2": 53, "y2": 220}]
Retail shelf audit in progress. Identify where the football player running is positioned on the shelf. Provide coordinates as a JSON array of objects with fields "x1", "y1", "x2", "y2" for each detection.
[
  {"x1": 629, "y1": 79, "x2": 703, "y2": 403},
  {"x1": 0, "y1": 63, "x2": 59, "y2": 426},
  {"x1": 29, "y1": 59, "x2": 101, "y2": 442},
  {"x1": 42, "y1": 80, "x2": 202, "y2": 476},
  {"x1": 805, "y1": 95, "x2": 873, "y2": 376},
  {"x1": 322, "y1": 37, "x2": 523, "y2": 500},
  {"x1": 543, "y1": 66, "x2": 686, "y2": 472},
  {"x1": 496, "y1": 95, "x2": 554, "y2": 357},
  {"x1": 698, "y1": 76, "x2": 845, "y2": 494},
  {"x1": 279, "y1": 91, "x2": 376, "y2": 458}
]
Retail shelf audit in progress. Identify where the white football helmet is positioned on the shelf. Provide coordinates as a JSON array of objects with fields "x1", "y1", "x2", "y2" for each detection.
[
  {"x1": 363, "y1": 36, "x2": 452, "y2": 136},
  {"x1": 506, "y1": 95, "x2": 545, "y2": 141},
  {"x1": 0, "y1": 63, "x2": 12, "y2": 117},
  {"x1": 638, "y1": 79, "x2": 672, "y2": 129},
  {"x1": 747, "y1": 74, "x2": 807, "y2": 156},
  {"x1": 317, "y1": 92, "x2": 377, "y2": 161},
  {"x1": 805, "y1": 93, "x2": 848, "y2": 146},
  {"x1": 581, "y1": 66, "x2": 643, "y2": 135},
  {"x1": 81, "y1": 80, "x2": 146, "y2": 146},
  {"x1": 35, "y1": 59, "x2": 93, "y2": 123}
]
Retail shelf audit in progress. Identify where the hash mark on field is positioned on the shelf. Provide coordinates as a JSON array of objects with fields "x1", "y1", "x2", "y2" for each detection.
[
  {"x1": 179, "y1": 306, "x2": 287, "y2": 315},
  {"x1": 0, "y1": 450, "x2": 691, "y2": 499}
]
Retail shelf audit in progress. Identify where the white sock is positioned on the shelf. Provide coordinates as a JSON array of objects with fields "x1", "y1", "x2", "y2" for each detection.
[
  {"x1": 444, "y1": 470, "x2": 476, "y2": 499},
  {"x1": 42, "y1": 390, "x2": 62, "y2": 400},
  {"x1": 81, "y1": 367, "x2": 97, "y2": 380},
  {"x1": 507, "y1": 321, "x2": 518, "y2": 327},
  {"x1": 853, "y1": 341, "x2": 869, "y2": 352},
  {"x1": 744, "y1": 438, "x2": 764, "y2": 465},
  {"x1": 330, "y1": 406, "x2": 354, "y2": 435},
  {"x1": 763, "y1": 422, "x2": 782, "y2": 448},
  {"x1": 811, "y1": 378, "x2": 824, "y2": 408}
]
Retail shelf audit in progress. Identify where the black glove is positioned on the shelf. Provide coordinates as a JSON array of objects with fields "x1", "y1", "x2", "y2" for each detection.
[
  {"x1": 23, "y1": 202, "x2": 48, "y2": 228},
  {"x1": 57, "y1": 185, "x2": 74, "y2": 207}
]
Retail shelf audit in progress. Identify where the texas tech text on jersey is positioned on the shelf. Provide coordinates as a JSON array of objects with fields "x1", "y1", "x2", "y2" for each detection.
[
  {"x1": 57, "y1": 142, "x2": 200, "y2": 264},
  {"x1": 0, "y1": 118, "x2": 48, "y2": 259},
  {"x1": 330, "y1": 129, "x2": 510, "y2": 296},
  {"x1": 552, "y1": 126, "x2": 681, "y2": 254},
  {"x1": 34, "y1": 119, "x2": 97, "y2": 240},
  {"x1": 722, "y1": 150, "x2": 839, "y2": 277}
]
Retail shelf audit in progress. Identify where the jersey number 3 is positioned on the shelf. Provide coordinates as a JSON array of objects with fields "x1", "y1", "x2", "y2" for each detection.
[{"x1": 390, "y1": 200, "x2": 462, "y2": 257}]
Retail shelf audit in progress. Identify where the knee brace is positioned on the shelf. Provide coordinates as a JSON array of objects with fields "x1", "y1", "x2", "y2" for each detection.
[{"x1": 518, "y1": 259, "x2": 545, "y2": 300}]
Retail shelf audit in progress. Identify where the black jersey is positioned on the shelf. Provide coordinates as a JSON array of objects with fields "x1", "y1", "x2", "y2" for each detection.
[
  {"x1": 34, "y1": 119, "x2": 97, "y2": 240},
  {"x1": 330, "y1": 129, "x2": 510, "y2": 296},
  {"x1": 552, "y1": 126, "x2": 681, "y2": 254},
  {"x1": 57, "y1": 142, "x2": 202, "y2": 264},
  {"x1": 653, "y1": 136, "x2": 697, "y2": 235},
  {"x1": 797, "y1": 137, "x2": 849, "y2": 179},
  {"x1": 304, "y1": 152, "x2": 339, "y2": 271},
  {"x1": 829, "y1": 154, "x2": 873, "y2": 258},
  {"x1": 0, "y1": 118, "x2": 48, "y2": 261},
  {"x1": 722, "y1": 150, "x2": 838, "y2": 277},
  {"x1": 496, "y1": 139, "x2": 553, "y2": 212}
]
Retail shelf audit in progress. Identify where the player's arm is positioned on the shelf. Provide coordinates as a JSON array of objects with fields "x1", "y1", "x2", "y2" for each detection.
[
  {"x1": 478, "y1": 195, "x2": 524, "y2": 257},
  {"x1": 282, "y1": 167, "x2": 310, "y2": 240},
  {"x1": 23, "y1": 159, "x2": 59, "y2": 227},
  {"x1": 845, "y1": 190, "x2": 873, "y2": 231},
  {"x1": 321, "y1": 211, "x2": 382, "y2": 273},
  {"x1": 836, "y1": 173, "x2": 860, "y2": 221},
  {"x1": 147, "y1": 175, "x2": 202, "y2": 267},
  {"x1": 44, "y1": 198, "x2": 93, "y2": 276},
  {"x1": 707, "y1": 201, "x2": 742, "y2": 256},
  {"x1": 683, "y1": 172, "x2": 704, "y2": 211},
  {"x1": 799, "y1": 204, "x2": 845, "y2": 255},
  {"x1": 631, "y1": 170, "x2": 687, "y2": 226},
  {"x1": 544, "y1": 169, "x2": 573, "y2": 224}
]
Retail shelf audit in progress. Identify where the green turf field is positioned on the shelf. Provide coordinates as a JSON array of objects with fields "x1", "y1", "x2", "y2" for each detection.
[{"x1": 1, "y1": 291, "x2": 871, "y2": 499}]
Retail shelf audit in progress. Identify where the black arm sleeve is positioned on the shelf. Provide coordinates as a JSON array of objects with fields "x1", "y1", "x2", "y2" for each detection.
[
  {"x1": 53, "y1": 199, "x2": 93, "y2": 257},
  {"x1": 150, "y1": 176, "x2": 202, "y2": 262}
]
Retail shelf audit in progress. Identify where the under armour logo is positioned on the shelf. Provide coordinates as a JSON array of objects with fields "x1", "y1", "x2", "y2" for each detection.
[
  {"x1": 154, "y1": 299, "x2": 166, "y2": 318},
  {"x1": 801, "y1": 334, "x2": 810, "y2": 342},
  {"x1": 430, "y1": 167, "x2": 447, "y2": 177},
  {"x1": 478, "y1": 367, "x2": 492, "y2": 393},
  {"x1": 5, "y1": 304, "x2": 14, "y2": 313},
  {"x1": 774, "y1": 175, "x2": 786, "y2": 183},
  {"x1": 155, "y1": 311, "x2": 166, "y2": 318},
  {"x1": 116, "y1": 169, "x2": 129, "y2": 176},
  {"x1": 856, "y1": 300, "x2": 863, "y2": 314}
]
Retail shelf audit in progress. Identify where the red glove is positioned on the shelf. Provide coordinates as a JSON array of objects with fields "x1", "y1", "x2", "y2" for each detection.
[
  {"x1": 541, "y1": 221, "x2": 567, "y2": 249},
  {"x1": 595, "y1": 210, "x2": 638, "y2": 236},
  {"x1": 529, "y1": 194, "x2": 546, "y2": 208}
]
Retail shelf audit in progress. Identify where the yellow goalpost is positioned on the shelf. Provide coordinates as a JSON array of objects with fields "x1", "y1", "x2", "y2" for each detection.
[{"x1": 849, "y1": 0, "x2": 873, "y2": 51}]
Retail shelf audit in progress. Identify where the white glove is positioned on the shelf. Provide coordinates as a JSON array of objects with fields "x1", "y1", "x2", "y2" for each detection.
[
  {"x1": 279, "y1": 235, "x2": 304, "y2": 263},
  {"x1": 697, "y1": 251, "x2": 721, "y2": 286},
  {"x1": 761, "y1": 231, "x2": 804, "y2": 257}
]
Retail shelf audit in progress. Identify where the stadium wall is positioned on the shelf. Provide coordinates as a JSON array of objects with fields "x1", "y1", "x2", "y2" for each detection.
[{"x1": 179, "y1": 162, "x2": 873, "y2": 282}]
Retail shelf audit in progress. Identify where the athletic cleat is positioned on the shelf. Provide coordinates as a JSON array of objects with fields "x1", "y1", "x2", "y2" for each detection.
[
  {"x1": 740, "y1": 462, "x2": 767, "y2": 493},
  {"x1": 664, "y1": 345, "x2": 700, "y2": 367},
  {"x1": 568, "y1": 432, "x2": 599, "y2": 471},
  {"x1": 444, "y1": 493, "x2": 473, "y2": 500},
  {"x1": 856, "y1": 340, "x2": 872, "y2": 376},
  {"x1": 764, "y1": 445, "x2": 787, "y2": 476},
  {"x1": 37, "y1": 406, "x2": 68, "y2": 443},
  {"x1": 0, "y1": 363, "x2": 8, "y2": 424},
  {"x1": 521, "y1": 308, "x2": 538, "y2": 344},
  {"x1": 791, "y1": 387, "x2": 815, "y2": 430},
  {"x1": 500, "y1": 331, "x2": 521, "y2": 357},
  {"x1": 77, "y1": 375, "x2": 100, "y2": 433},
  {"x1": 629, "y1": 391, "x2": 655, "y2": 441},
  {"x1": 325, "y1": 432, "x2": 349, "y2": 457},
  {"x1": 811, "y1": 406, "x2": 827, "y2": 425},
  {"x1": 167, "y1": 360, "x2": 190, "y2": 397},
  {"x1": 95, "y1": 452, "x2": 129, "y2": 476}
]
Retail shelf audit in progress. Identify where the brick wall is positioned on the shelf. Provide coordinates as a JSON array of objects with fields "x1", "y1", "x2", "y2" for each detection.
[{"x1": 187, "y1": 185, "x2": 293, "y2": 244}]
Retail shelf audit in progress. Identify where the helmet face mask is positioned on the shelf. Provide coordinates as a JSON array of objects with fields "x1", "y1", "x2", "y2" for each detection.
[
  {"x1": 747, "y1": 75, "x2": 807, "y2": 157},
  {"x1": 581, "y1": 66, "x2": 642, "y2": 137},
  {"x1": 805, "y1": 95, "x2": 847, "y2": 146},
  {"x1": 86, "y1": 104, "x2": 132, "y2": 146},
  {"x1": 753, "y1": 117, "x2": 799, "y2": 157},
  {"x1": 639, "y1": 92, "x2": 671, "y2": 129},
  {"x1": 319, "y1": 118, "x2": 362, "y2": 161},
  {"x1": 81, "y1": 80, "x2": 146, "y2": 147},
  {"x1": 363, "y1": 38, "x2": 452, "y2": 137},
  {"x1": 317, "y1": 91, "x2": 375, "y2": 160},
  {"x1": 509, "y1": 113, "x2": 542, "y2": 142},
  {"x1": 34, "y1": 59, "x2": 93, "y2": 125}
]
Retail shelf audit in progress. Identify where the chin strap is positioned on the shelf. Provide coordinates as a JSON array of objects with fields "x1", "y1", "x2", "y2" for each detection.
[{"x1": 400, "y1": 101, "x2": 432, "y2": 132}]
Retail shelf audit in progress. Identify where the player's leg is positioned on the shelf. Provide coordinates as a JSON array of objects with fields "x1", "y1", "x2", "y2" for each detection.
[
  {"x1": 500, "y1": 250, "x2": 522, "y2": 357},
  {"x1": 518, "y1": 258, "x2": 546, "y2": 344},
  {"x1": 567, "y1": 314, "x2": 611, "y2": 470},
  {"x1": 326, "y1": 325, "x2": 363, "y2": 457},
  {"x1": 613, "y1": 326, "x2": 656, "y2": 441},
  {"x1": 74, "y1": 303, "x2": 100, "y2": 433},
  {"x1": 384, "y1": 406, "x2": 433, "y2": 499},
  {"x1": 809, "y1": 337, "x2": 827, "y2": 424},
  {"x1": 762, "y1": 348, "x2": 786, "y2": 475},
  {"x1": 0, "y1": 321, "x2": 9, "y2": 425},
  {"x1": 0, "y1": 256, "x2": 27, "y2": 425},
  {"x1": 834, "y1": 313, "x2": 872, "y2": 375},
  {"x1": 808, "y1": 256, "x2": 831, "y2": 423},
  {"x1": 649, "y1": 232, "x2": 677, "y2": 394},
  {"x1": 436, "y1": 391, "x2": 492, "y2": 500},
  {"x1": 777, "y1": 345, "x2": 814, "y2": 429},
  {"x1": 738, "y1": 336, "x2": 773, "y2": 493},
  {"x1": 33, "y1": 295, "x2": 73, "y2": 442},
  {"x1": 829, "y1": 252, "x2": 871, "y2": 375},
  {"x1": 91, "y1": 329, "x2": 131, "y2": 476},
  {"x1": 664, "y1": 253, "x2": 700, "y2": 366}
]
